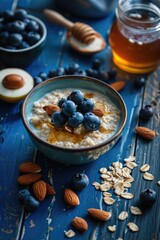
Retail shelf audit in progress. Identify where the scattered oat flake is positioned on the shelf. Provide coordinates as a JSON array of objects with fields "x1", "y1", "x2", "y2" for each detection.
[
  {"x1": 130, "y1": 206, "x2": 142, "y2": 215},
  {"x1": 143, "y1": 172, "x2": 154, "y2": 181},
  {"x1": 118, "y1": 211, "x2": 128, "y2": 220},
  {"x1": 124, "y1": 156, "x2": 136, "y2": 162},
  {"x1": 104, "y1": 197, "x2": 115, "y2": 205},
  {"x1": 108, "y1": 225, "x2": 116, "y2": 232},
  {"x1": 127, "y1": 222, "x2": 139, "y2": 232},
  {"x1": 29, "y1": 220, "x2": 35, "y2": 228},
  {"x1": 157, "y1": 181, "x2": 160, "y2": 186},
  {"x1": 100, "y1": 183, "x2": 111, "y2": 191},
  {"x1": 121, "y1": 192, "x2": 134, "y2": 199},
  {"x1": 117, "y1": 238, "x2": 123, "y2": 240},
  {"x1": 99, "y1": 167, "x2": 107, "y2": 174},
  {"x1": 103, "y1": 192, "x2": 112, "y2": 197},
  {"x1": 64, "y1": 230, "x2": 76, "y2": 238},
  {"x1": 92, "y1": 182, "x2": 101, "y2": 189},
  {"x1": 126, "y1": 162, "x2": 138, "y2": 169},
  {"x1": 140, "y1": 164, "x2": 150, "y2": 172}
]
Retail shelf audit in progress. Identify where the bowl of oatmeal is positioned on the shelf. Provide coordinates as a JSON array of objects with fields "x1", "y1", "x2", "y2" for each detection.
[{"x1": 22, "y1": 75, "x2": 127, "y2": 165}]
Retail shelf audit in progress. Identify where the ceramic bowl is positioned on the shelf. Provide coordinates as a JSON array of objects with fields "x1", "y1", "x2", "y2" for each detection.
[
  {"x1": 22, "y1": 75, "x2": 127, "y2": 165},
  {"x1": 0, "y1": 15, "x2": 47, "y2": 68}
]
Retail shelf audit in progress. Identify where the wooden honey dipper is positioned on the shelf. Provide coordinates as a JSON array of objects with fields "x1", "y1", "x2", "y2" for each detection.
[{"x1": 44, "y1": 9, "x2": 100, "y2": 44}]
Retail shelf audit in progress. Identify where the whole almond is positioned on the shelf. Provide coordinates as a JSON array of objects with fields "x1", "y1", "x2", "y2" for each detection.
[
  {"x1": 17, "y1": 173, "x2": 42, "y2": 185},
  {"x1": 19, "y1": 162, "x2": 41, "y2": 174},
  {"x1": 92, "y1": 108, "x2": 104, "y2": 117},
  {"x1": 110, "y1": 81, "x2": 125, "y2": 92},
  {"x1": 33, "y1": 180, "x2": 47, "y2": 201},
  {"x1": 43, "y1": 104, "x2": 61, "y2": 115},
  {"x1": 87, "y1": 208, "x2": 111, "y2": 221},
  {"x1": 2, "y1": 74, "x2": 25, "y2": 89},
  {"x1": 64, "y1": 188, "x2": 80, "y2": 206},
  {"x1": 135, "y1": 126, "x2": 156, "y2": 140},
  {"x1": 72, "y1": 217, "x2": 88, "y2": 232},
  {"x1": 46, "y1": 183, "x2": 56, "y2": 195}
]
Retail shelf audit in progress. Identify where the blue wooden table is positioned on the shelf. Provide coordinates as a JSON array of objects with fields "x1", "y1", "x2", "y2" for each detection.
[{"x1": 0, "y1": 1, "x2": 160, "y2": 240}]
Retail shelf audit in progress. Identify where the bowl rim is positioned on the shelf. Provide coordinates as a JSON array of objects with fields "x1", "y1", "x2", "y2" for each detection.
[
  {"x1": 0, "y1": 15, "x2": 47, "y2": 52},
  {"x1": 22, "y1": 75, "x2": 127, "y2": 152}
]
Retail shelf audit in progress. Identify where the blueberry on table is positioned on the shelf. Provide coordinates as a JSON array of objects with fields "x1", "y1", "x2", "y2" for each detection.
[
  {"x1": 51, "y1": 111, "x2": 67, "y2": 127},
  {"x1": 92, "y1": 59, "x2": 101, "y2": 70},
  {"x1": 139, "y1": 105, "x2": 154, "y2": 121},
  {"x1": 140, "y1": 188, "x2": 157, "y2": 207},
  {"x1": 74, "y1": 69, "x2": 87, "y2": 77},
  {"x1": 48, "y1": 69, "x2": 57, "y2": 78},
  {"x1": 33, "y1": 76, "x2": 43, "y2": 86},
  {"x1": 134, "y1": 77, "x2": 146, "y2": 89},
  {"x1": 25, "y1": 195, "x2": 40, "y2": 211},
  {"x1": 67, "y1": 112, "x2": 84, "y2": 128},
  {"x1": 65, "y1": 63, "x2": 80, "y2": 74},
  {"x1": 55, "y1": 67, "x2": 65, "y2": 76},
  {"x1": 83, "y1": 112, "x2": 101, "y2": 131},
  {"x1": 19, "y1": 189, "x2": 31, "y2": 201},
  {"x1": 78, "y1": 98, "x2": 94, "y2": 113},
  {"x1": 38, "y1": 72, "x2": 48, "y2": 81},
  {"x1": 61, "y1": 100, "x2": 76, "y2": 116},
  {"x1": 69, "y1": 90, "x2": 84, "y2": 105},
  {"x1": 71, "y1": 173, "x2": 89, "y2": 190}
]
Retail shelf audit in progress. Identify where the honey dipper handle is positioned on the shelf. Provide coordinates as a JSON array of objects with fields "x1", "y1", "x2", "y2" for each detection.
[{"x1": 43, "y1": 9, "x2": 74, "y2": 29}]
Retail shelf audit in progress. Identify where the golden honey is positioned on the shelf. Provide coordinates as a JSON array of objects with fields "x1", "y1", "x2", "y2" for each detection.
[{"x1": 109, "y1": 0, "x2": 160, "y2": 74}]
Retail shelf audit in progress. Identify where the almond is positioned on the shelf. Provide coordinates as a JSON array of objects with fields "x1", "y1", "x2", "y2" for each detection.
[
  {"x1": 19, "y1": 162, "x2": 41, "y2": 174},
  {"x1": 2, "y1": 74, "x2": 25, "y2": 89},
  {"x1": 17, "y1": 173, "x2": 42, "y2": 185},
  {"x1": 87, "y1": 208, "x2": 111, "y2": 221},
  {"x1": 43, "y1": 104, "x2": 61, "y2": 115},
  {"x1": 92, "y1": 108, "x2": 104, "y2": 117},
  {"x1": 135, "y1": 126, "x2": 156, "y2": 140},
  {"x1": 33, "y1": 180, "x2": 47, "y2": 201},
  {"x1": 64, "y1": 188, "x2": 80, "y2": 206},
  {"x1": 110, "y1": 81, "x2": 125, "y2": 92},
  {"x1": 72, "y1": 217, "x2": 88, "y2": 232},
  {"x1": 46, "y1": 183, "x2": 56, "y2": 195}
]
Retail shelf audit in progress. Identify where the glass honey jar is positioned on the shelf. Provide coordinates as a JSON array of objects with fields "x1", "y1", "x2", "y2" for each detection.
[{"x1": 109, "y1": 0, "x2": 160, "y2": 74}]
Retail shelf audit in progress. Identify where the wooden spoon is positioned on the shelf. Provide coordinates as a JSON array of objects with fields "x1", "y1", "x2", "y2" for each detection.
[{"x1": 44, "y1": 9, "x2": 106, "y2": 53}]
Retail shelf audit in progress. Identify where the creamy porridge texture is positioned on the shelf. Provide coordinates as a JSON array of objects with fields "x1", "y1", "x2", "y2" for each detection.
[{"x1": 29, "y1": 89, "x2": 120, "y2": 148}]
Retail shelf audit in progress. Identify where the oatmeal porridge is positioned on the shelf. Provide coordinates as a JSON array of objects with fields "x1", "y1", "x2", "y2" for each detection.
[{"x1": 29, "y1": 88, "x2": 120, "y2": 148}]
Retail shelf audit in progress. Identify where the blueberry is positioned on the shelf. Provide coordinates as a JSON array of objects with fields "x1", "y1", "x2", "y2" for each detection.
[
  {"x1": 26, "y1": 20, "x2": 40, "y2": 32},
  {"x1": 78, "y1": 98, "x2": 94, "y2": 113},
  {"x1": 71, "y1": 173, "x2": 89, "y2": 190},
  {"x1": 19, "y1": 189, "x2": 31, "y2": 201},
  {"x1": 67, "y1": 112, "x2": 84, "y2": 128},
  {"x1": 98, "y1": 71, "x2": 109, "y2": 82},
  {"x1": 18, "y1": 41, "x2": 30, "y2": 49},
  {"x1": 5, "y1": 45, "x2": 16, "y2": 50},
  {"x1": 74, "y1": 69, "x2": 87, "y2": 77},
  {"x1": 56, "y1": 67, "x2": 65, "y2": 76},
  {"x1": 69, "y1": 90, "x2": 84, "y2": 105},
  {"x1": 7, "y1": 20, "x2": 25, "y2": 33},
  {"x1": 8, "y1": 33, "x2": 23, "y2": 47},
  {"x1": 65, "y1": 63, "x2": 80, "y2": 74},
  {"x1": 51, "y1": 111, "x2": 66, "y2": 127},
  {"x1": 33, "y1": 76, "x2": 43, "y2": 86},
  {"x1": 86, "y1": 68, "x2": 98, "y2": 78},
  {"x1": 61, "y1": 100, "x2": 76, "y2": 116},
  {"x1": 0, "y1": 31, "x2": 9, "y2": 45},
  {"x1": 38, "y1": 72, "x2": 48, "y2": 81},
  {"x1": 2, "y1": 10, "x2": 14, "y2": 22},
  {"x1": 58, "y1": 98, "x2": 67, "y2": 107},
  {"x1": 140, "y1": 188, "x2": 157, "y2": 207},
  {"x1": 107, "y1": 69, "x2": 117, "y2": 79},
  {"x1": 14, "y1": 9, "x2": 27, "y2": 20},
  {"x1": 92, "y1": 59, "x2": 101, "y2": 70},
  {"x1": 134, "y1": 77, "x2": 146, "y2": 89},
  {"x1": 48, "y1": 69, "x2": 57, "y2": 78},
  {"x1": 83, "y1": 112, "x2": 101, "y2": 131},
  {"x1": 27, "y1": 31, "x2": 41, "y2": 45},
  {"x1": 139, "y1": 105, "x2": 154, "y2": 121},
  {"x1": 25, "y1": 195, "x2": 40, "y2": 211},
  {"x1": 0, "y1": 22, "x2": 5, "y2": 32}
]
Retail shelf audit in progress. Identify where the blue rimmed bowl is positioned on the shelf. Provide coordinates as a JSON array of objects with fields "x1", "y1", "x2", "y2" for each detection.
[{"x1": 22, "y1": 75, "x2": 127, "y2": 165}]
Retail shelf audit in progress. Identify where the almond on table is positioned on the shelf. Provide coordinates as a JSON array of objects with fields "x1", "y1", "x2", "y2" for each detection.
[
  {"x1": 63, "y1": 188, "x2": 80, "y2": 207},
  {"x1": 17, "y1": 173, "x2": 42, "y2": 185},
  {"x1": 19, "y1": 162, "x2": 41, "y2": 173},
  {"x1": 87, "y1": 208, "x2": 111, "y2": 221}
]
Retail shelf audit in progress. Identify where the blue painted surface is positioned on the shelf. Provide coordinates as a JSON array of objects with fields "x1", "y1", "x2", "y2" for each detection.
[{"x1": 0, "y1": 0, "x2": 160, "y2": 240}]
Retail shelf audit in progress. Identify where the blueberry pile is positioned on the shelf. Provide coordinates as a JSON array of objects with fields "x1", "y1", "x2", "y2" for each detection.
[
  {"x1": 33, "y1": 60, "x2": 117, "y2": 86},
  {"x1": 51, "y1": 90, "x2": 101, "y2": 131},
  {"x1": 0, "y1": 9, "x2": 42, "y2": 49}
]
